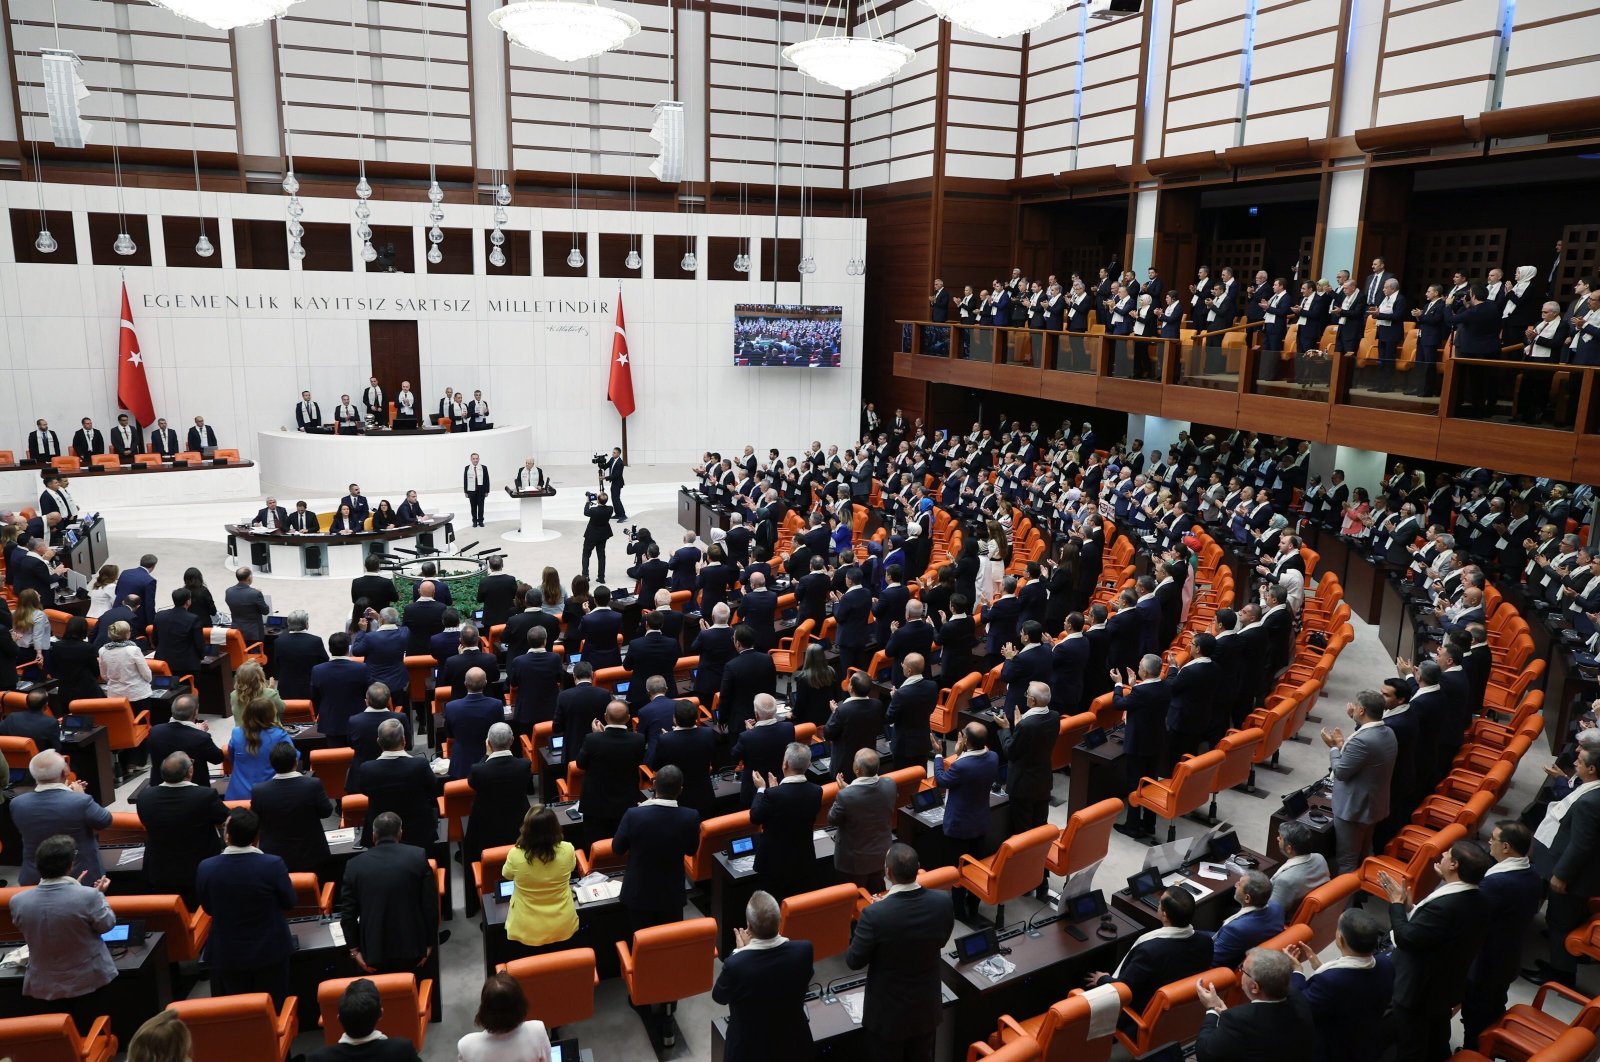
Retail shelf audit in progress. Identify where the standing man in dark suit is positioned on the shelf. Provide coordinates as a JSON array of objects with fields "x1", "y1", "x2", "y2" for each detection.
[
  {"x1": 750, "y1": 742, "x2": 824, "y2": 899},
  {"x1": 1322, "y1": 690, "x2": 1398, "y2": 873},
  {"x1": 1087, "y1": 885, "x2": 1214, "y2": 1017},
  {"x1": 226, "y1": 566, "x2": 271, "y2": 646},
  {"x1": 832, "y1": 567, "x2": 872, "y2": 676},
  {"x1": 339, "y1": 811, "x2": 439, "y2": 975},
  {"x1": 71, "y1": 417, "x2": 104, "y2": 460},
  {"x1": 462, "y1": 452, "x2": 490, "y2": 528},
  {"x1": 577, "y1": 701, "x2": 647, "y2": 839},
  {"x1": 26, "y1": 417, "x2": 61, "y2": 461},
  {"x1": 462, "y1": 724, "x2": 534, "y2": 867},
  {"x1": 110, "y1": 413, "x2": 143, "y2": 460},
  {"x1": 347, "y1": 687, "x2": 413, "y2": 770},
  {"x1": 1380, "y1": 839, "x2": 1492, "y2": 1062},
  {"x1": 1194, "y1": 948, "x2": 1315, "y2": 1062},
  {"x1": 350, "y1": 555, "x2": 398, "y2": 616},
  {"x1": 187, "y1": 416, "x2": 218, "y2": 451},
  {"x1": 310, "y1": 632, "x2": 369, "y2": 743},
  {"x1": 1462, "y1": 820, "x2": 1542, "y2": 1049},
  {"x1": 153, "y1": 587, "x2": 206, "y2": 678},
  {"x1": 650, "y1": 703, "x2": 718, "y2": 819},
  {"x1": 553, "y1": 662, "x2": 610, "y2": 761},
  {"x1": 346, "y1": 718, "x2": 437, "y2": 848},
  {"x1": 927, "y1": 279, "x2": 949, "y2": 323},
  {"x1": 739, "y1": 571, "x2": 780, "y2": 651},
  {"x1": 1104, "y1": 590, "x2": 1143, "y2": 676},
  {"x1": 612, "y1": 765, "x2": 701, "y2": 932},
  {"x1": 846, "y1": 843, "x2": 957, "y2": 1062},
  {"x1": 400, "y1": 582, "x2": 447, "y2": 656},
  {"x1": 1285, "y1": 909, "x2": 1394, "y2": 1062},
  {"x1": 1527, "y1": 746, "x2": 1600, "y2": 989},
  {"x1": 272, "y1": 611, "x2": 327, "y2": 700},
  {"x1": 825, "y1": 673, "x2": 886, "y2": 784},
  {"x1": 294, "y1": 392, "x2": 322, "y2": 431},
  {"x1": 1166, "y1": 633, "x2": 1219, "y2": 770},
  {"x1": 252, "y1": 741, "x2": 335, "y2": 874},
  {"x1": 146, "y1": 417, "x2": 179, "y2": 458},
  {"x1": 195, "y1": 809, "x2": 296, "y2": 1003},
  {"x1": 442, "y1": 668, "x2": 502, "y2": 780},
  {"x1": 992, "y1": 681, "x2": 1058, "y2": 898},
  {"x1": 689, "y1": 604, "x2": 736, "y2": 706},
  {"x1": 1411, "y1": 284, "x2": 1448, "y2": 396},
  {"x1": 626, "y1": 543, "x2": 671, "y2": 603},
  {"x1": 606, "y1": 446, "x2": 627, "y2": 521},
  {"x1": 1113, "y1": 655, "x2": 1171, "y2": 840},
  {"x1": 142, "y1": 694, "x2": 224, "y2": 785},
  {"x1": 507, "y1": 627, "x2": 565, "y2": 733},
  {"x1": 135, "y1": 750, "x2": 227, "y2": 906},
  {"x1": 730, "y1": 694, "x2": 793, "y2": 806},
  {"x1": 115, "y1": 553, "x2": 159, "y2": 634},
  {"x1": 624, "y1": 613, "x2": 680, "y2": 709},
  {"x1": 582, "y1": 491, "x2": 614, "y2": 582},
  {"x1": 339, "y1": 484, "x2": 372, "y2": 527},
  {"x1": 476, "y1": 556, "x2": 518, "y2": 628},
  {"x1": 998, "y1": 621, "x2": 1051, "y2": 714},
  {"x1": 886, "y1": 653, "x2": 938, "y2": 770},
  {"x1": 713, "y1": 892, "x2": 815, "y2": 1062},
  {"x1": 931, "y1": 721, "x2": 1000, "y2": 921},
  {"x1": 720, "y1": 625, "x2": 777, "y2": 735},
  {"x1": 1050, "y1": 612, "x2": 1090, "y2": 711},
  {"x1": 1455, "y1": 285, "x2": 1506, "y2": 415}
]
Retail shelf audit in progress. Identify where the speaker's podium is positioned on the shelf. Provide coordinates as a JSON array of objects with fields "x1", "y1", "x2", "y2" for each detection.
[{"x1": 502, "y1": 484, "x2": 559, "y2": 543}]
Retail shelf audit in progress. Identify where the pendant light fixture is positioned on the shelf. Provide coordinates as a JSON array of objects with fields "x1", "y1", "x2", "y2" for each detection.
[
  {"x1": 147, "y1": 0, "x2": 305, "y2": 32},
  {"x1": 22, "y1": 78, "x2": 54, "y2": 253},
  {"x1": 784, "y1": 0, "x2": 911, "y2": 93},
  {"x1": 178, "y1": 34, "x2": 214, "y2": 258},
  {"x1": 273, "y1": 31, "x2": 304, "y2": 260},
  {"x1": 350, "y1": 12, "x2": 376, "y2": 263},
  {"x1": 421, "y1": 0, "x2": 445, "y2": 267},
  {"x1": 489, "y1": 170, "x2": 509, "y2": 269},
  {"x1": 488, "y1": 0, "x2": 640, "y2": 63},
  {"x1": 566, "y1": 89, "x2": 584, "y2": 269}
]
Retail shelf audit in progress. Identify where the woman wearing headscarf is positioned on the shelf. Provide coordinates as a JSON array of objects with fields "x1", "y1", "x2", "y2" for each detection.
[{"x1": 1501, "y1": 264, "x2": 1541, "y2": 348}]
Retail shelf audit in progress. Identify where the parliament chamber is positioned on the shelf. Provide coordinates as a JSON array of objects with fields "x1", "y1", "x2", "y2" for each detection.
[{"x1": 0, "y1": 0, "x2": 1599, "y2": 1059}]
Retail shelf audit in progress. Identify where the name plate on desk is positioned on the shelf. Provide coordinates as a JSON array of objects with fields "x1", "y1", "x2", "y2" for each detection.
[{"x1": 325, "y1": 828, "x2": 358, "y2": 845}]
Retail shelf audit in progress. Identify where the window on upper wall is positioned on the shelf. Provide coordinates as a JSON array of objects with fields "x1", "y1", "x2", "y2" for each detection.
[
  {"x1": 9, "y1": 209, "x2": 78, "y2": 264},
  {"x1": 299, "y1": 222, "x2": 353, "y2": 272},
  {"x1": 760, "y1": 237, "x2": 801, "y2": 282},
  {"x1": 597, "y1": 233, "x2": 644, "y2": 279},
  {"x1": 653, "y1": 234, "x2": 699, "y2": 280},
  {"x1": 424, "y1": 229, "x2": 475, "y2": 275},
  {"x1": 161, "y1": 216, "x2": 223, "y2": 269},
  {"x1": 86, "y1": 213, "x2": 152, "y2": 266},
  {"x1": 542, "y1": 232, "x2": 588, "y2": 278},
  {"x1": 483, "y1": 229, "x2": 533, "y2": 276},
  {"x1": 233, "y1": 219, "x2": 290, "y2": 270},
  {"x1": 365, "y1": 226, "x2": 415, "y2": 274},
  {"x1": 707, "y1": 236, "x2": 749, "y2": 282}
]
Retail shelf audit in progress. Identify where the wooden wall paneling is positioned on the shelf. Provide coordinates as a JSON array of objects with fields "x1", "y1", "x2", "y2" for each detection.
[
  {"x1": 1355, "y1": 167, "x2": 1410, "y2": 282},
  {"x1": 1557, "y1": 223, "x2": 1600, "y2": 300},
  {"x1": 1153, "y1": 186, "x2": 1200, "y2": 286},
  {"x1": 1161, "y1": 383, "x2": 1238, "y2": 426},
  {"x1": 865, "y1": 192, "x2": 935, "y2": 420},
  {"x1": 1238, "y1": 393, "x2": 1330, "y2": 441},
  {"x1": 1327, "y1": 405, "x2": 1440, "y2": 459},
  {"x1": 1406, "y1": 228, "x2": 1507, "y2": 290},
  {"x1": 1435, "y1": 418, "x2": 1578, "y2": 481},
  {"x1": 1204, "y1": 238, "x2": 1265, "y2": 277},
  {"x1": 936, "y1": 193, "x2": 1018, "y2": 288}
]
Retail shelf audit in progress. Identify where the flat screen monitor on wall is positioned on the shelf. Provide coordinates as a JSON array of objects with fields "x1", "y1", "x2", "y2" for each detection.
[{"x1": 733, "y1": 304, "x2": 842, "y2": 367}]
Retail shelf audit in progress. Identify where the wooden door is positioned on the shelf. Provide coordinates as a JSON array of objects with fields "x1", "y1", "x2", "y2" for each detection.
[{"x1": 368, "y1": 320, "x2": 420, "y2": 401}]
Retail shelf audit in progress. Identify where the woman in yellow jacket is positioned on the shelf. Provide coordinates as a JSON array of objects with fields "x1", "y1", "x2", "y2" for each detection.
[{"x1": 502, "y1": 805, "x2": 579, "y2": 951}]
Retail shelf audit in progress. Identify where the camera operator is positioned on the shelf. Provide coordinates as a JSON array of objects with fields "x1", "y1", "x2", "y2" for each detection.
[
  {"x1": 605, "y1": 447, "x2": 627, "y2": 521},
  {"x1": 583, "y1": 490, "x2": 614, "y2": 582}
]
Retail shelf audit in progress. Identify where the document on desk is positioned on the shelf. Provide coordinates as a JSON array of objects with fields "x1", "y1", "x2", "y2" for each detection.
[
  {"x1": 325, "y1": 828, "x2": 358, "y2": 845},
  {"x1": 328, "y1": 923, "x2": 345, "y2": 947},
  {"x1": 839, "y1": 990, "x2": 866, "y2": 1024},
  {"x1": 117, "y1": 846, "x2": 145, "y2": 866},
  {"x1": 575, "y1": 880, "x2": 621, "y2": 905}
]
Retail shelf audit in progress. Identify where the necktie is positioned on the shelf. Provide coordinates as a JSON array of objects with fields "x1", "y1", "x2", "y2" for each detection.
[{"x1": 267, "y1": 509, "x2": 276, "y2": 528}]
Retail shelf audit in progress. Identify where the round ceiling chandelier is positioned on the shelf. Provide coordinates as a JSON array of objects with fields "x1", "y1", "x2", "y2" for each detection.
[
  {"x1": 488, "y1": 0, "x2": 641, "y2": 63},
  {"x1": 146, "y1": 0, "x2": 304, "y2": 31}
]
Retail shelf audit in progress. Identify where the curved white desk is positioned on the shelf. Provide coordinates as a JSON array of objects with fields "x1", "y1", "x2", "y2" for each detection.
[{"x1": 255, "y1": 426, "x2": 535, "y2": 498}]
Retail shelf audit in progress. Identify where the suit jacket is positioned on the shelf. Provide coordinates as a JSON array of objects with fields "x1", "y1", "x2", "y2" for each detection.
[
  {"x1": 71, "y1": 428, "x2": 105, "y2": 460},
  {"x1": 1167, "y1": 659, "x2": 1219, "y2": 735},
  {"x1": 886, "y1": 677, "x2": 938, "y2": 767},
  {"x1": 347, "y1": 709, "x2": 413, "y2": 771},
  {"x1": 730, "y1": 720, "x2": 795, "y2": 804},
  {"x1": 186, "y1": 424, "x2": 217, "y2": 451},
  {"x1": 26, "y1": 428, "x2": 62, "y2": 462},
  {"x1": 713, "y1": 938, "x2": 816, "y2": 1062},
  {"x1": 828, "y1": 775, "x2": 897, "y2": 875},
  {"x1": 577, "y1": 608, "x2": 624, "y2": 668},
  {"x1": 624, "y1": 632, "x2": 680, "y2": 708},
  {"x1": 351, "y1": 627, "x2": 409, "y2": 696},
  {"x1": 613, "y1": 800, "x2": 701, "y2": 915},
  {"x1": 1116, "y1": 680, "x2": 1172, "y2": 760},
  {"x1": 462, "y1": 463, "x2": 490, "y2": 496},
  {"x1": 845, "y1": 887, "x2": 956, "y2": 1037},
  {"x1": 933, "y1": 749, "x2": 999, "y2": 839},
  {"x1": 751, "y1": 778, "x2": 823, "y2": 887},
  {"x1": 401, "y1": 598, "x2": 448, "y2": 656},
  {"x1": 1196, "y1": 996, "x2": 1316, "y2": 1062},
  {"x1": 1210, "y1": 902, "x2": 1285, "y2": 968},
  {"x1": 339, "y1": 840, "x2": 439, "y2": 968},
  {"x1": 1390, "y1": 886, "x2": 1488, "y2": 1011},
  {"x1": 8, "y1": 877, "x2": 118, "y2": 1000},
  {"x1": 1329, "y1": 721, "x2": 1397, "y2": 825},
  {"x1": 1000, "y1": 644, "x2": 1052, "y2": 713},
  {"x1": 740, "y1": 589, "x2": 780, "y2": 651},
  {"x1": 1105, "y1": 608, "x2": 1142, "y2": 674},
  {"x1": 833, "y1": 586, "x2": 872, "y2": 649},
  {"x1": 636, "y1": 696, "x2": 679, "y2": 761},
  {"x1": 554, "y1": 683, "x2": 612, "y2": 763},
  {"x1": 273, "y1": 631, "x2": 328, "y2": 700},
  {"x1": 152, "y1": 606, "x2": 205, "y2": 676},
  {"x1": 998, "y1": 708, "x2": 1058, "y2": 800},
  {"x1": 254, "y1": 506, "x2": 289, "y2": 530},
  {"x1": 720, "y1": 648, "x2": 778, "y2": 730},
  {"x1": 144, "y1": 720, "x2": 226, "y2": 788},
  {"x1": 689, "y1": 625, "x2": 737, "y2": 697},
  {"x1": 1291, "y1": 956, "x2": 1394, "y2": 1062},
  {"x1": 1469, "y1": 864, "x2": 1542, "y2": 985},
  {"x1": 114, "y1": 566, "x2": 158, "y2": 632},
  {"x1": 825, "y1": 697, "x2": 886, "y2": 783},
  {"x1": 475, "y1": 574, "x2": 519, "y2": 629},
  {"x1": 1110, "y1": 927, "x2": 1216, "y2": 1012},
  {"x1": 649, "y1": 726, "x2": 718, "y2": 817},
  {"x1": 194, "y1": 850, "x2": 295, "y2": 971},
  {"x1": 12, "y1": 785, "x2": 115, "y2": 885},
  {"x1": 310, "y1": 658, "x2": 369, "y2": 738},
  {"x1": 438, "y1": 649, "x2": 499, "y2": 699},
  {"x1": 443, "y1": 692, "x2": 505, "y2": 779},
  {"x1": 251, "y1": 773, "x2": 335, "y2": 872},
  {"x1": 462, "y1": 754, "x2": 534, "y2": 862},
  {"x1": 135, "y1": 782, "x2": 227, "y2": 901},
  {"x1": 576, "y1": 727, "x2": 647, "y2": 828},
  {"x1": 347, "y1": 754, "x2": 437, "y2": 848},
  {"x1": 507, "y1": 650, "x2": 565, "y2": 729},
  {"x1": 502, "y1": 609, "x2": 560, "y2": 659},
  {"x1": 984, "y1": 595, "x2": 1022, "y2": 655},
  {"x1": 1550, "y1": 786, "x2": 1600, "y2": 897},
  {"x1": 350, "y1": 574, "x2": 398, "y2": 614},
  {"x1": 1453, "y1": 301, "x2": 1503, "y2": 356}
]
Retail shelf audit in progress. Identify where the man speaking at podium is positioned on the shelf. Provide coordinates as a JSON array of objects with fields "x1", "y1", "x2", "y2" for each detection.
[
  {"x1": 463, "y1": 453, "x2": 490, "y2": 528},
  {"x1": 515, "y1": 458, "x2": 546, "y2": 492}
]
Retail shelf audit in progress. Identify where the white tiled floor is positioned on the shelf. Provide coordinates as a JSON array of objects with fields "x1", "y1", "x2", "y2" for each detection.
[{"x1": 2, "y1": 467, "x2": 1576, "y2": 1059}]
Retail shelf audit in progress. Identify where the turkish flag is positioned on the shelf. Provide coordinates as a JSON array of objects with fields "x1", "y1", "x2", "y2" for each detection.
[
  {"x1": 117, "y1": 282, "x2": 156, "y2": 426},
  {"x1": 607, "y1": 294, "x2": 636, "y2": 419}
]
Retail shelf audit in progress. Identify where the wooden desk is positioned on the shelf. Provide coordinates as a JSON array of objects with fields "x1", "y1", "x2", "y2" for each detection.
[
  {"x1": 1344, "y1": 550, "x2": 1385, "y2": 625},
  {"x1": 1111, "y1": 847, "x2": 1280, "y2": 933},
  {"x1": 1264, "y1": 790, "x2": 1338, "y2": 866},
  {"x1": 1544, "y1": 646, "x2": 1593, "y2": 755},
  {"x1": 61, "y1": 723, "x2": 116, "y2": 805},
  {"x1": 0, "y1": 931, "x2": 172, "y2": 1044},
  {"x1": 1379, "y1": 576, "x2": 1408, "y2": 658},
  {"x1": 1067, "y1": 735, "x2": 1128, "y2": 816},
  {"x1": 894, "y1": 791, "x2": 1011, "y2": 874},
  {"x1": 1315, "y1": 531, "x2": 1351, "y2": 588},
  {"x1": 711, "y1": 981, "x2": 960, "y2": 1062},
  {"x1": 195, "y1": 652, "x2": 234, "y2": 720},
  {"x1": 287, "y1": 918, "x2": 372, "y2": 1021},
  {"x1": 678, "y1": 488, "x2": 699, "y2": 534},
  {"x1": 710, "y1": 831, "x2": 842, "y2": 958},
  {"x1": 939, "y1": 909, "x2": 1143, "y2": 1055}
]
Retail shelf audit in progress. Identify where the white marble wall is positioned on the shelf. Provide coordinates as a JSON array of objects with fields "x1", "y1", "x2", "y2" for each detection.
[{"x1": 0, "y1": 181, "x2": 865, "y2": 466}]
